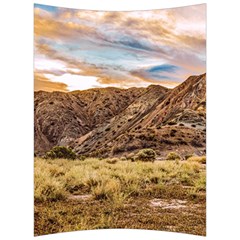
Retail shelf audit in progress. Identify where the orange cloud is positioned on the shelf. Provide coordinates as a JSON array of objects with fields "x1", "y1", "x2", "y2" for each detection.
[
  {"x1": 34, "y1": 72, "x2": 68, "y2": 92},
  {"x1": 34, "y1": 4, "x2": 206, "y2": 92},
  {"x1": 34, "y1": 10, "x2": 97, "y2": 41}
]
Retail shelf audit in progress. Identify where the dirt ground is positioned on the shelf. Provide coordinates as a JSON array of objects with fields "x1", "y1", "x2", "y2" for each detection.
[{"x1": 34, "y1": 188, "x2": 206, "y2": 236}]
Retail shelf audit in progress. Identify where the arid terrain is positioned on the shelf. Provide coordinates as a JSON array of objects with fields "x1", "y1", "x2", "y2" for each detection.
[
  {"x1": 34, "y1": 157, "x2": 206, "y2": 236},
  {"x1": 34, "y1": 73, "x2": 206, "y2": 236},
  {"x1": 33, "y1": 2, "x2": 207, "y2": 236},
  {"x1": 34, "y1": 73, "x2": 206, "y2": 158}
]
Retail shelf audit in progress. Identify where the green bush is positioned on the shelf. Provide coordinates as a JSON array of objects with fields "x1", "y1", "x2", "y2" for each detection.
[
  {"x1": 135, "y1": 148, "x2": 156, "y2": 162},
  {"x1": 166, "y1": 152, "x2": 181, "y2": 161},
  {"x1": 45, "y1": 146, "x2": 77, "y2": 160}
]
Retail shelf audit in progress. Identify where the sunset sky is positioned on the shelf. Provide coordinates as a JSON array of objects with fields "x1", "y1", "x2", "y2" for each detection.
[{"x1": 34, "y1": 4, "x2": 206, "y2": 92}]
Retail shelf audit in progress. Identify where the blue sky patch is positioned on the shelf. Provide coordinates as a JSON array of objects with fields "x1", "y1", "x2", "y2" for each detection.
[
  {"x1": 148, "y1": 64, "x2": 179, "y2": 73},
  {"x1": 34, "y1": 4, "x2": 58, "y2": 13}
]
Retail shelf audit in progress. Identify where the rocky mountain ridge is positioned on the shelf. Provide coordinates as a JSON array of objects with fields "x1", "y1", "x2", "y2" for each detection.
[{"x1": 34, "y1": 73, "x2": 206, "y2": 157}]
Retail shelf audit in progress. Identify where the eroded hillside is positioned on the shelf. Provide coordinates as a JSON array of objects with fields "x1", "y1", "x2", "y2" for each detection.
[{"x1": 34, "y1": 73, "x2": 206, "y2": 158}]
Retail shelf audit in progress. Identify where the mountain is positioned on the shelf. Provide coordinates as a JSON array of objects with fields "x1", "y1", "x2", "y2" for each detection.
[
  {"x1": 34, "y1": 87, "x2": 145, "y2": 153},
  {"x1": 34, "y1": 73, "x2": 206, "y2": 158}
]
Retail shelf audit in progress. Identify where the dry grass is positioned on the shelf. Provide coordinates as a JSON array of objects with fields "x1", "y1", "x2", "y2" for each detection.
[
  {"x1": 34, "y1": 159, "x2": 67, "y2": 202},
  {"x1": 34, "y1": 157, "x2": 206, "y2": 236},
  {"x1": 166, "y1": 152, "x2": 181, "y2": 160},
  {"x1": 35, "y1": 157, "x2": 205, "y2": 201},
  {"x1": 187, "y1": 156, "x2": 206, "y2": 164}
]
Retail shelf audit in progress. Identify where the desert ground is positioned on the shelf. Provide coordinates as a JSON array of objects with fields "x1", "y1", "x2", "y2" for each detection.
[{"x1": 34, "y1": 155, "x2": 206, "y2": 236}]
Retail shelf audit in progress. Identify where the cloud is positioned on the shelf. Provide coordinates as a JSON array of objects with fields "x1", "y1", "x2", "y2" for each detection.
[
  {"x1": 147, "y1": 64, "x2": 179, "y2": 73},
  {"x1": 34, "y1": 9, "x2": 98, "y2": 42},
  {"x1": 118, "y1": 38, "x2": 152, "y2": 51},
  {"x1": 34, "y1": 4, "x2": 206, "y2": 91},
  {"x1": 34, "y1": 72, "x2": 68, "y2": 92}
]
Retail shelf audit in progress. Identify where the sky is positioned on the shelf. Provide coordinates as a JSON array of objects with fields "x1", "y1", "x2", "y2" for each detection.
[{"x1": 34, "y1": 4, "x2": 206, "y2": 92}]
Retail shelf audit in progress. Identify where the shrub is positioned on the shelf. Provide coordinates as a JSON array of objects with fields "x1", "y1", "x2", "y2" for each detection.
[
  {"x1": 45, "y1": 146, "x2": 77, "y2": 160},
  {"x1": 187, "y1": 156, "x2": 206, "y2": 164},
  {"x1": 120, "y1": 156, "x2": 127, "y2": 161},
  {"x1": 175, "y1": 158, "x2": 180, "y2": 165},
  {"x1": 112, "y1": 145, "x2": 125, "y2": 154},
  {"x1": 194, "y1": 172, "x2": 206, "y2": 191},
  {"x1": 126, "y1": 153, "x2": 135, "y2": 161},
  {"x1": 34, "y1": 162, "x2": 67, "y2": 202},
  {"x1": 106, "y1": 158, "x2": 118, "y2": 164},
  {"x1": 184, "y1": 154, "x2": 193, "y2": 160},
  {"x1": 135, "y1": 149, "x2": 156, "y2": 162},
  {"x1": 78, "y1": 155, "x2": 87, "y2": 161},
  {"x1": 166, "y1": 152, "x2": 181, "y2": 161},
  {"x1": 92, "y1": 179, "x2": 121, "y2": 200},
  {"x1": 35, "y1": 177, "x2": 67, "y2": 202}
]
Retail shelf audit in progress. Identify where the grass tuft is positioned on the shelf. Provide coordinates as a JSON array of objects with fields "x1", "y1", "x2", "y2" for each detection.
[{"x1": 188, "y1": 156, "x2": 206, "y2": 164}]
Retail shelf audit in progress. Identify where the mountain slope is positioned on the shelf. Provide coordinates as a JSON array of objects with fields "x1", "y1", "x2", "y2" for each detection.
[
  {"x1": 34, "y1": 87, "x2": 145, "y2": 153},
  {"x1": 34, "y1": 73, "x2": 206, "y2": 158},
  {"x1": 73, "y1": 73, "x2": 206, "y2": 157},
  {"x1": 142, "y1": 73, "x2": 206, "y2": 128},
  {"x1": 73, "y1": 85, "x2": 168, "y2": 156}
]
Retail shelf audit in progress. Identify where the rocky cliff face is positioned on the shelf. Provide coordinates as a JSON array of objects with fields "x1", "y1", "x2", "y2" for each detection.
[{"x1": 34, "y1": 73, "x2": 206, "y2": 157}]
